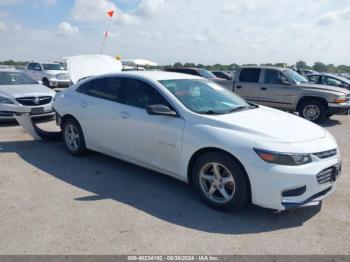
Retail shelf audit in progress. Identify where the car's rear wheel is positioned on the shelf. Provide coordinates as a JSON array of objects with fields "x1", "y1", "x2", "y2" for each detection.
[
  {"x1": 299, "y1": 100, "x2": 326, "y2": 123},
  {"x1": 62, "y1": 118, "x2": 86, "y2": 156},
  {"x1": 192, "y1": 152, "x2": 248, "y2": 211}
]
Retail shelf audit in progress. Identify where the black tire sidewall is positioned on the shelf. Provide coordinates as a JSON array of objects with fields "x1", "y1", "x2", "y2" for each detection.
[
  {"x1": 300, "y1": 100, "x2": 326, "y2": 123},
  {"x1": 42, "y1": 78, "x2": 50, "y2": 88},
  {"x1": 62, "y1": 118, "x2": 86, "y2": 156},
  {"x1": 192, "y1": 152, "x2": 248, "y2": 211}
]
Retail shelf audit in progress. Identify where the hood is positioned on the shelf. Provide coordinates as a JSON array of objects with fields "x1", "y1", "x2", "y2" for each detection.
[
  {"x1": 66, "y1": 54, "x2": 123, "y2": 84},
  {"x1": 299, "y1": 83, "x2": 350, "y2": 94},
  {"x1": 0, "y1": 84, "x2": 55, "y2": 98},
  {"x1": 204, "y1": 106, "x2": 326, "y2": 143}
]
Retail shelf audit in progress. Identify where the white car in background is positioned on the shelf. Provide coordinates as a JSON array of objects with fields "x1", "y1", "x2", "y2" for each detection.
[
  {"x1": 24, "y1": 62, "x2": 71, "y2": 88},
  {"x1": 53, "y1": 68, "x2": 341, "y2": 211},
  {"x1": 0, "y1": 69, "x2": 56, "y2": 121}
]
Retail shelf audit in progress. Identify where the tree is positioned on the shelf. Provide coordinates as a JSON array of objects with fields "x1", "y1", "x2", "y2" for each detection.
[
  {"x1": 296, "y1": 61, "x2": 308, "y2": 69},
  {"x1": 183, "y1": 63, "x2": 196, "y2": 67},
  {"x1": 173, "y1": 62, "x2": 182, "y2": 67},
  {"x1": 313, "y1": 62, "x2": 327, "y2": 72}
]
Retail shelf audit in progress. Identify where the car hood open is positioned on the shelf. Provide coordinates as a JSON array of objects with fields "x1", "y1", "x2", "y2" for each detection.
[
  {"x1": 205, "y1": 106, "x2": 326, "y2": 143},
  {"x1": 65, "y1": 54, "x2": 123, "y2": 84},
  {"x1": 0, "y1": 84, "x2": 55, "y2": 98}
]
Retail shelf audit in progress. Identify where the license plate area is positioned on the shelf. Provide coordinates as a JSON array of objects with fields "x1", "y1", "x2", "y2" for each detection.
[{"x1": 31, "y1": 107, "x2": 44, "y2": 114}]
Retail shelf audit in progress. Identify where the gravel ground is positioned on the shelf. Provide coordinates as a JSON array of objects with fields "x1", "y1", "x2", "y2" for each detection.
[{"x1": 0, "y1": 116, "x2": 349, "y2": 255}]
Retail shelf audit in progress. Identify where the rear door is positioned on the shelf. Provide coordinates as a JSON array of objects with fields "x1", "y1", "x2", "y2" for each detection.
[
  {"x1": 234, "y1": 68, "x2": 262, "y2": 102},
  {"x1": 115, "y1": 77, "x2": 185, "y2": 175},
  {"x1": 74, "y1": 77, "x2": 122, "y2": 155},
  {"x1": 258, "y1": 69, "x2": 299, "y2": 110}
]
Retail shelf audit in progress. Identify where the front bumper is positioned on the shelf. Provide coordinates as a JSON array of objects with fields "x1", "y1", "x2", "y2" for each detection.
[
  {"x1": 48, "y1": 79, "x2": 71, "y2": 87},
  {"x1": 328, "y1": 102, "x2": 350, "y2": 115},
  {"x1": 245, "y1": 153, "x2": 341, "y2": 211},
  {"x1": 0, "y1": 103, "x2": 54, "y2": 120}
]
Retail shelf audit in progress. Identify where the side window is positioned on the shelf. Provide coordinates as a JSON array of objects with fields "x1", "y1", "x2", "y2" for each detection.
[
  {"x1": 263, "y1": 69, "x2": 287, "y2": 84},
  {"x1": 239, "y1": 68, "x2": 261, "y2": 83},
  {"x1": 33, "y1": 63, "x2": 42, "y2": 71},
  {"x1": 308, "y1": 75, "x2": 320, "y2": 84},
  {"x1": 187, "y1": 69, "x2": 200, "y2": 76},
  {"x1": 77, "y1": 77, "x2": 121, "y2": 102},
  {"x1": 121, "y1": 78, "x2": 170, "y2": 109},
  {"x1": 27, "y1": 63, "x2": 34, "y2": 70},
  {"x1": 324, "y1": 77, "x2": 342, "y2": 87}
]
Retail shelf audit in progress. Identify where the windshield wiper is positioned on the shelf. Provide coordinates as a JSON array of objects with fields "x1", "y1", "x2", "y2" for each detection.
[
  {"x1": 197, "y1": 110, "x2": 223, "y2": 115},
  {"x1": 223, "y1": 105, "x2": 256, "y2": 114}
]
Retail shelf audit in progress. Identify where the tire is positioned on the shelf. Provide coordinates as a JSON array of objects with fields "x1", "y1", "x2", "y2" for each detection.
[
  {"x1": 192, "y1": 152, "x2": 248, "y2": 211},
  {"x1": 42, "y1": 78, "x2": 50, "y2": 88},
  {"x1": 299, "y1": 100, "x2": 326, "y2": 123},
  {"x1": 62, "y1": 118, "x2": 87, "y2": 156}
]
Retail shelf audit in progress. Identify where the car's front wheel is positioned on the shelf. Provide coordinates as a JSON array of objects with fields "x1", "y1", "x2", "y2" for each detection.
[
  {"x1": 62, "y1": 118, "x2": 87, "y2": 156},
  {"x1": 192, "y1": 152, "x2": 248, "y2": 211},
  {"x1": 299, "y1": 100, "x2": 326, "y2": 123}
]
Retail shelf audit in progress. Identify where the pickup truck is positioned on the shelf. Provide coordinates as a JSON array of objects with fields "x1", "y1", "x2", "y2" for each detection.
[
  {"x1": 233, "y1": 66, "x2": 350, "y2": 122},
  {"x1": 24, "y1": 62, "x2": 71, "y2": 88}
]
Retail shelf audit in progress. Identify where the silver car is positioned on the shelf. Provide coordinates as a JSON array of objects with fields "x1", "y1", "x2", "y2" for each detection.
[
  {"x1": 234, "y1": 66, "x2": 350, "y2": 122},
  {"x1": 0, "y1": 69, "x2": 56, "y2": 121}
]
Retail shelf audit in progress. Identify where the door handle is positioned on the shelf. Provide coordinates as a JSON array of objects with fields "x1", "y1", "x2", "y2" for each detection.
[
  {"x1": 261, "y1": 87, "x2": 267, "y2": 91},
  {"x1": 119, "y1": 112, "x2": 130, "y2": 119},
  {"x1": 236, "y1": 86, "x2": 242, "y2": 89},
  {"x1": 80, "y1": 102, "x2": 88, "y2": 108}
]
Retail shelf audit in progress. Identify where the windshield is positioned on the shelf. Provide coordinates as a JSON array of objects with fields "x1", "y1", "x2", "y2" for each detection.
[
  {"x1": 42, "y1": 63, "x2": 65, "y2": 71},
  {"x1": 284, "y1": 69, "x2": 308, "y2": 84},
  {"x1": 0, "y1": 71, "x2": 38, "y2": 85},
  {"x1": 159, "y1": 79, "x2": 252, "y2": 114},
  {"x1": 197, "y1": 69, "x2": 217, "y2": 79}
]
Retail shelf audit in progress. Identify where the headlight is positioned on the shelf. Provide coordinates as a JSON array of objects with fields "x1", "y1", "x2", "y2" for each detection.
[
  {"x1": 0, "y1": 96, "x2": 14, "y2": 104},
  {"x1": 335, "y1": 95, "x2": 349, "y2": 103},
  {"x1": 254, "y1": 148, "x2": 312, "y2": 166},
  {"x1": 47, "y1": 73, "x2": 57, "y2": 79}
]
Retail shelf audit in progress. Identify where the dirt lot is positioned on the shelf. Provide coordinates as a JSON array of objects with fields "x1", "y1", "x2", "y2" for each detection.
[{"x1": 0, "y1": 116, "x2": 349, "y2": 255}]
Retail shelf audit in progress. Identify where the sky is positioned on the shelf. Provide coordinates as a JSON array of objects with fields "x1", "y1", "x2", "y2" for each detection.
[{"x1": 0, "y1": 0, "x2": 349, "y2": 65}]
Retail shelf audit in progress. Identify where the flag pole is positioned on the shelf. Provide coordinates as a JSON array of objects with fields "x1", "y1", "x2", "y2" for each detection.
[{"x1": 99, "y1": 10, "x2": 115, "y2": 54}]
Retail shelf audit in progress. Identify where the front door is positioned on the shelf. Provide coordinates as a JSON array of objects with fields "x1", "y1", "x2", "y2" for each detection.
[
  {"x1": 116, "y1": 77, "x2": 185, "y2": 176},
  {"x1": 258, "y1": 69, "x2": 299, "y2": 110}
]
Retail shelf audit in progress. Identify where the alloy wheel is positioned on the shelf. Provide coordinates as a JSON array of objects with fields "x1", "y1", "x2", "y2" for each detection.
[{"x1": 199, "y1": 162, "x2": 236, "y2": 203}]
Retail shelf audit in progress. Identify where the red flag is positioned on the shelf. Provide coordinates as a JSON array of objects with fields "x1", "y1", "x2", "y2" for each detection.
[{"x1": 107, "y1": 10, "x2": 115, "y2": 18}]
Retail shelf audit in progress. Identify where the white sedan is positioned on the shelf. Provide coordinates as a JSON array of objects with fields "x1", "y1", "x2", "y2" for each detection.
[
  {"x1": 0, "y1": 69, "x2": 56, "y2": 121},
  {"x1": 53, "y1": 71, "x2": 341, "y2": 211}
]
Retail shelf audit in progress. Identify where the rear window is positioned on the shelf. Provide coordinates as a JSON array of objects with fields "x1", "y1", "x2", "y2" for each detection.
[{"x1": 239, "y1": 68, "x2": 261, "y2": 83}]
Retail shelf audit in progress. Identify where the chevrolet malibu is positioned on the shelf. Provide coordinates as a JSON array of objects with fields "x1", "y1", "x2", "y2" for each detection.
[{"x1": 53, "y1": 71, "x2": 341, "y2": 211}]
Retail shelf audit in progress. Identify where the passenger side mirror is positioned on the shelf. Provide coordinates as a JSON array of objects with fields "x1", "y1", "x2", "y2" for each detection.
[{"x1": 146, "y1": 104, "x2": 177, "y2": 117}]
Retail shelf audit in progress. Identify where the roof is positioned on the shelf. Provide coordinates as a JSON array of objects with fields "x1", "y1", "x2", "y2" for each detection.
[
  {"x1": 98, "y1": 71, "x2": 203, "y2": 81},
  {"x1": 239, "y1": 65, "x2": 289, "y2": 70}
]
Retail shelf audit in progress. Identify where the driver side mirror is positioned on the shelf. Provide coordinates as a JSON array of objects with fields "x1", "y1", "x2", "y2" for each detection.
[{"x1": 146, "y1": 104, "x2": 177, "y2": 117}]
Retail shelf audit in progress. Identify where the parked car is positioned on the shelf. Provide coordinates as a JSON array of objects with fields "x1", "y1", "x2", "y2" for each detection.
[
  {"x1": 297, "y1": 69, "x2": 318, "y2": 77},
  {"x1": 307, "y1": 73, "x2": 350, "y2": 90},
  {"x1": 24, "y1": 62, "x2": 71, "y2": 88},
  {"x1": 0, "y1": 69, "x2": 56, "y2": 121},
  {"x1": 54, "y1": 68, "x2": 341, "y2": 212},
  {"x1": 164, "y1": 67, "x2": 233, "y2": 90},
  {"x1": 211, "y1": 71, "x2": 233, "y2": 80},
  {"x1": 233, "y1": 66, "x2": 350, "y2": 122}
]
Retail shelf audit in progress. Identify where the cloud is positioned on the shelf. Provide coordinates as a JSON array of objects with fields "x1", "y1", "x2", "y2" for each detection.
[
  {"x1": 317, "y1": 7, "x2": 350, "y2": 26},
  {"x1": 137, "y1": 0, "x2": 164, "y2": 17},
  {"x1": 0, "y1": 20, "x2": 6, "y2": 30},
  {"x1": 56, "y1": 22, "x2": 79, "y2": 37},
  {"x1": 71, "y1": 0, "x2": 117, "y2": 22},
  {"x1": 0, "y1": 0, "x2": 17, "y2": 5}
]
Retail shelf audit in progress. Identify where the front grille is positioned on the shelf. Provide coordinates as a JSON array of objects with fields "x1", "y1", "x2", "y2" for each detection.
[
  {"x1": 313, "y1": 149, "x2": 337, "y2": 159},
  {"x1": 16, "y1": 96, "x2": 52, "y2": 106}
]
